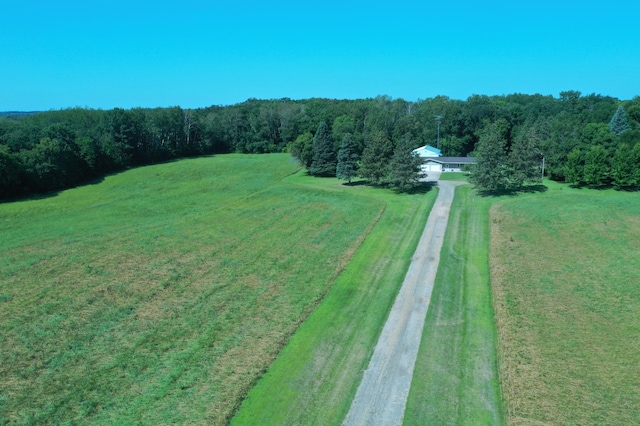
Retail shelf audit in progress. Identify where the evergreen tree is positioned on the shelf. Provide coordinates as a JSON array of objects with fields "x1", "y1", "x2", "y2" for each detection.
[
  {"x1": 359, "y1": 131, "x2": 394, "y2": 185},
  {"x1": 609, "y1": 105, "x2": 630, "y2": 136},
  {"x1": 583, "y1": 145, "x2": 609, "y2": 186},
  {"x1": 611, "y1": 143, "x2": 637, "y2": 189},
  {"x1": 508, "y1": 126, "x2": 543, "y2": 187},
  {"x1": 309, "y1": 122, "x2": 336, "y2": 176},
  {"x1": 388, "y1": 136, "x2": 424, "y2": 192},
  {"x1": 336, "y1": 133, "x2": 359, "y2": 184},
  {"x1": 633, "y1": 143, "x2": 640, "y2": 186},
  {"x1": 564, "y1": 148, "x2": 584, "y2": 184},
  {"x1": 469, "y1": 119, "x2": 510, "y2": 191}
]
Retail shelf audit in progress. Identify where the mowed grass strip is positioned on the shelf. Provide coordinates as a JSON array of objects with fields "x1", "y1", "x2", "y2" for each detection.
[
  {"x1": 490, "y1": 182, "x2": 640, "y2": 425},
  {"x1": 438, "y1": 172, "x2": 470, "y2": 181},
  {"x1": 231, "y1": 178, "x2": 438, "y2": 425},
  {"x1": 0, "y1": 154, "x2": 384, "y2": 425},
  {"x1": 404, "y1": 184, "x2": 503, "y2": 425}
]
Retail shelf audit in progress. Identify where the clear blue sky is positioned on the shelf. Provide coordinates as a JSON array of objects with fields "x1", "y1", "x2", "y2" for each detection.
[{"x1": 2, "y1": 1, "x2": 639, "y2": 110}]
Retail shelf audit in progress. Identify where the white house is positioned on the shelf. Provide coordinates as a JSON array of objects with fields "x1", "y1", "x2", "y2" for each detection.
[
  {"x1": 422, "y1": 157, "x2": 475, "y2": 172},
  {"x1": 412, "y1": 145, "x2": 474, "y2": 172}
]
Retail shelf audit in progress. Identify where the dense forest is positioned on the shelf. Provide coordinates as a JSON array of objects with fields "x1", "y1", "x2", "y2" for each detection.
[{"x1": 1, "y1": 91, "x2": 639, "y2": 199}]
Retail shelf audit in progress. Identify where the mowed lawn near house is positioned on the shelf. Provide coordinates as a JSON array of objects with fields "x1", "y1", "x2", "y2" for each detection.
[
  {"x1": 0, "y1": 153, "x2": 406, "y2": 424},
  {"x1": 490, "y1": 181, "x2": 640, "y2": 425}
]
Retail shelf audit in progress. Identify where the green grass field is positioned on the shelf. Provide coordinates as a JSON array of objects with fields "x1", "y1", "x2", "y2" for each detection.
[
  {"x1": 491, "y1": 181, "x2": 640, "y2": 425},
  {"x1": 231, "y1": 177, "x2": 437, "y2": 425},
  {"x1": 0, "y1": 154, "x2": 391, "y2": 424},
  {"x1": 404, "y1": 184, "x2": 503, "y2": 425},
  {"x1": 4, "y1": 153, "x2": 634, "y2": 425},
  {"x1": 0, "y1": 155, "x2": 439, "y2": 425}
]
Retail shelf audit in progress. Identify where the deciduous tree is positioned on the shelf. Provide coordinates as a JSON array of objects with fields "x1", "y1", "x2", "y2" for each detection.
[
  {"x1": 332, "y1": 115, "x2": 355, "y2": 151},
  {"x1": 289, "y1": 131, "x2": 313, "y2": 168},
  {"x1": 0, "y1": 144, "x2": 21, "y2": 198}
]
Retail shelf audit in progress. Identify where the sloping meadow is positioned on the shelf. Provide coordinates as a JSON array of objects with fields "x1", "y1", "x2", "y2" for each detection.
[
  {"x1": 490, "y1": 182, "x2": 640, "y2": 425},
  {"x1": 0, "y1": 154, "x2": 384, "y2": 424}
]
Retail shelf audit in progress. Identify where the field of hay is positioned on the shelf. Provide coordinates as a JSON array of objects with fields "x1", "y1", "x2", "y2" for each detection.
[
  {"x1": 490, "y1": 182, "x2": 640, "y2": 425},
  {"x1": 0, "y1": 154, "x2": 386, "y2": 424}
]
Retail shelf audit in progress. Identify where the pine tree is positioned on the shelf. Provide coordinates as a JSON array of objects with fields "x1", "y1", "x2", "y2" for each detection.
[
  {"x1": 388, "y1": 136, "x2": 424, "y2": 192},
  {"x1": 469, "y1": 119, "x2": 510, "y2": 191},
  {"x1": 633, "y1": 143, "x2": 640, "y2": 187},
  {"x1": 609, "y1": 105, "x2": 630, "y2": 136},
  {"x1": 309, "y1": 122, "x2": 336, "y2": 176},
  {"x1": 336, "y1": 133, "x2": 359, "y2": 184},
  {"x1": 564, "y1": 148, "x2": 584, "y2": 185},
  {"x1": 359, "y1": 131, "x2": 393, "y2": 185},
  {"x1": 611, "y1": 143, "x2": 638, "y2": 189},
  {"x1": 583, "y1": 145, "x2": 609, "y2": 186},
  {"x1": 508, "y1": 126, "x2": 543, "y2": 188}
]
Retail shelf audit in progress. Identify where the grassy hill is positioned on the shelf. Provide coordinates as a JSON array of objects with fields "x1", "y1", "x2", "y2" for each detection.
[
  {"x1": 0, "y1": 154, "x2": 394, "y2": 424},
  {"x1": 0, "y1": 154, "x2": 443, "y2": 425},
  {"x1": 4, "y1": 153, "x2": 632, "y2": 425}
]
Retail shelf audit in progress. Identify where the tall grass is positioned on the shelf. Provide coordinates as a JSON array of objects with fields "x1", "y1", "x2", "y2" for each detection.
[
  {"x1": 404, "y1": 184, "x2": 503, "y2": 425},
  {"x1": 0, "y1": 154, "x2": 385, "y2": 424},
  {"x1": 491, "y1": 181, "x2": 640, "y2": 425}
]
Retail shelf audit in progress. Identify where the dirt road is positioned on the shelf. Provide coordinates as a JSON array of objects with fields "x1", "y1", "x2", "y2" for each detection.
[{"x1": 343, "y1": 180, "x2": 463, "y2": 426}]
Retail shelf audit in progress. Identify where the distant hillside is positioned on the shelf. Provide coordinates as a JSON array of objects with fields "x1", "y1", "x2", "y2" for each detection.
[{"x1": 0, "y1": 111, "x2": 40, "y2": 118}]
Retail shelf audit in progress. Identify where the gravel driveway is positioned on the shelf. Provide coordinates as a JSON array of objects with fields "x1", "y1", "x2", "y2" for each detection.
[{"x1": 343, "y1": 179, "x2": 464, "y2": 426}]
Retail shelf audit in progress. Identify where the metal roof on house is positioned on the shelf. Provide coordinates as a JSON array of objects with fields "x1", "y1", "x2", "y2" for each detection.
[{"x1": 412, "y1": 145, "x2": 442, "y2": 156}]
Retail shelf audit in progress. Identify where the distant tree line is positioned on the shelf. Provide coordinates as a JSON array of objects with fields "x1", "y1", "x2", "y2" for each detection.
[{"x1": 1, "y1": 92, "x2": 640, "y2": 199}]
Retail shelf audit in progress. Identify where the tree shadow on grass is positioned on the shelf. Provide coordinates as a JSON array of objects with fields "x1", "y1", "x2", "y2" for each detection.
[
  {"x1": 339, "y1": 180, "x2": 368, "y2": 187},
  {"x1": 567, "y1": 182, "x2": 639, "y2": 192},
  {"x1": 0, "y1": 155, "x2": 205, "y2": 205},
  {"x1": 403, "y1": 182, "x2": 435, "y2": 195},
  {"x1": 1, "y1": 175, "x2": 108, "y2": 204},
  {"x1": 338, "y1": 180, "x2": 434, "y2": 195},
  {"x1": 476, "y1": 183, "x2": 548, "y2": 197}
]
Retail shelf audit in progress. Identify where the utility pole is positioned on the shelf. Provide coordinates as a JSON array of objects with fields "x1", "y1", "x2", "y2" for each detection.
[{"x1": 435, "y1": 115, "x2": 442, "y2": 150}]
